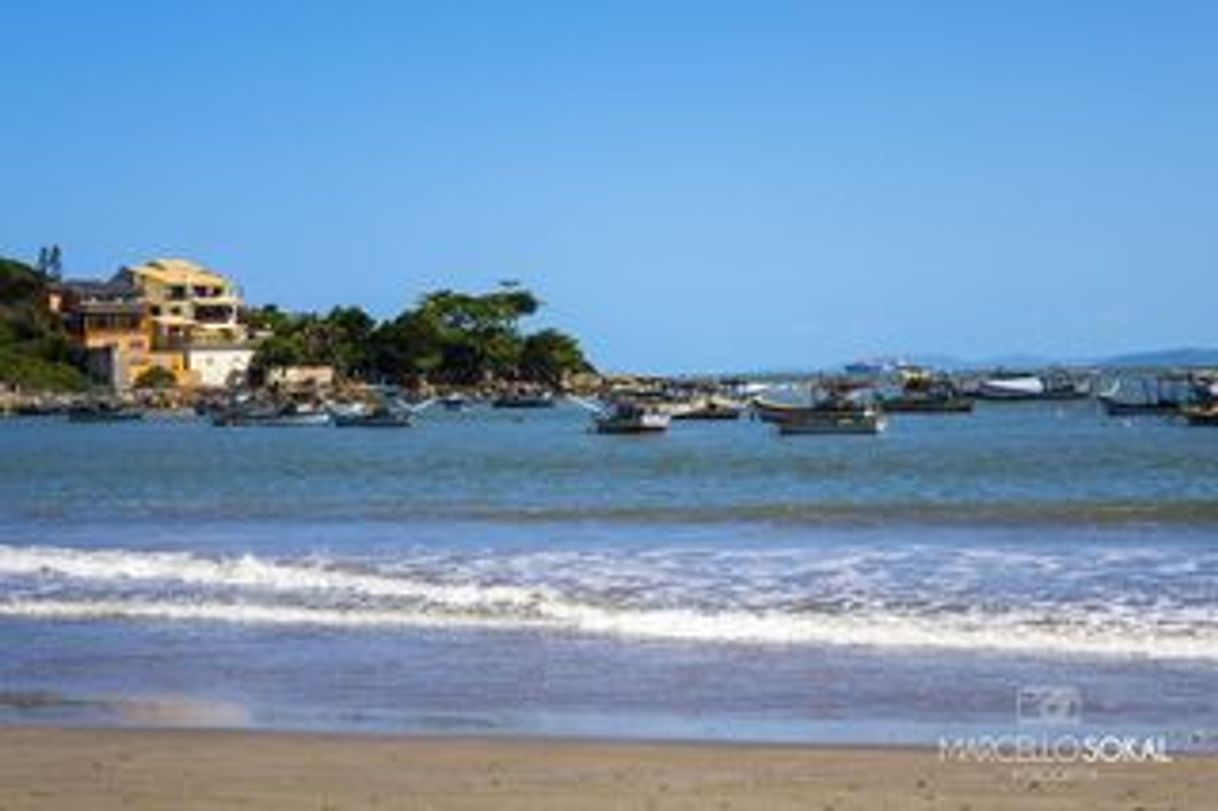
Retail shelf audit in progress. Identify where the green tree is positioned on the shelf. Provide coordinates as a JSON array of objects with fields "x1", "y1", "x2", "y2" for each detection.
[
  {"x1": 325, "y1": 306, "x2": 375, "y2": 377},
  {"x1": 368, "y1": 309, "x2": 444, "y2": 383},
  {"x1": 409, "y1": 289, "x2": 541, "y2": 384},
  {"x1": 133, "y1": 365, "x2": 177, "y2": 389},
  {"x1": 520, "y1": 329, "x2": 591, "y2": 386},
  {"x1": 0, "y1": 257, "x2": 88, "y2": 391},
  {"x1": 246, "y1": 284, "x2": 591, "y2": 388}
]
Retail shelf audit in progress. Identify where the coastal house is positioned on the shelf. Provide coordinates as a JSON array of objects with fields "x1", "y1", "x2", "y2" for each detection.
[
  {"x1": 58, "y1": 258, "x2": 254, "y2": 390},
  {"x1": 116, "y1": 258, "x2": 248, "y2": 350},
  {"x1": 116, "y1": 258, "x2": 254, "y2": 389},
  {"x1": 58, "y1": 277, "x2": 155, "y2": 390},
  {"x1": 185, "y1": 345, "x2": 256, "y2": 389}
]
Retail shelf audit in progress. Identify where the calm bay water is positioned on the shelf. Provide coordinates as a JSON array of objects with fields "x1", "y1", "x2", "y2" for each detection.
[{"x1": 1, "y1": 400, "x2": 1216, "y2": 745}]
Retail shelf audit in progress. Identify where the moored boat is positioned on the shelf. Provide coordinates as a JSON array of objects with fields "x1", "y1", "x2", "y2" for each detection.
[
  {"x1": 880, "y1": 368, "x2": 973, "y2": 413},
  {"x1": 440, "y1": 393, "x2": 470, "y2": 411},
  {"x1": 1099, "y1": 373, "x2": 1209, "y2": 416},
  {"x1": 670, "y1": 397, "x2": 744, "y2": 421},
  {"x1": 763, "y1": 380, "x2": 887, "y2": 435},
  {"x1": 594, "y1": 402, "x2": 670, "y2": 434},
  {"x1": 752, "y1": 396, "x2": 814, "y2": 423},
  {"x1": 332, "y1": 406, "x2": 412, "y2": 428},
  {"x1": 212, "y1": 403, "x2": 331, "y2": 427}
]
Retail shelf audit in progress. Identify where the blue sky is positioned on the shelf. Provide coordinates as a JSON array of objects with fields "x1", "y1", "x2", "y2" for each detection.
[{"x1": 2, "y1": 1, "x2": 1216, "y2": 372}]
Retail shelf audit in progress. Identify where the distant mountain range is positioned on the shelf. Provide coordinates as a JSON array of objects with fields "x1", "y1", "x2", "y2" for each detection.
[
  {"x1": 901, "y1": 348, "x2": 1218, "y2": 372},
  {"x1": 704, "y1": 347, "x2": 1218, "y2": 380},
  {"x1": 901, "y1": 347, "x2": 1218, "y2": 371},
  {"x1": 1094, "y1": 347, "x2": 1218, "y2": 368}
]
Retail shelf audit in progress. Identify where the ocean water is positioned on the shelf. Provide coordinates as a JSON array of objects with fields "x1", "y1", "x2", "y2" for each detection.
[{"x1": 1, "y1": 400, "x2": 1216, "y2": 746}]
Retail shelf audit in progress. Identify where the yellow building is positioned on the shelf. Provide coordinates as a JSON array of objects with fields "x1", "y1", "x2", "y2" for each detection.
[
  {"x1": 61, "y1": 258, "x2": 253, "y2": 390},
  {"x1": 59, "y1": 279, "x2": 158, "y2": 389},
  {"x1": 117, "y1": 258, "x2": 248, "y2": 350}
]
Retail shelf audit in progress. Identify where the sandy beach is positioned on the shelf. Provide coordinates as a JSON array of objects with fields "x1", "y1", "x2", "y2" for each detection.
[{"x1": 0, "y1": 727, "x2": 1211, "y2": 810}]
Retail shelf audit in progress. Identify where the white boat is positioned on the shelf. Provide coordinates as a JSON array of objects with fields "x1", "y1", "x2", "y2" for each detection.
[
  {"x1": 331, "y1": 403, "x2": 412, "y2": 427},
  {"x1": 752, "y1": 396, "x2": 815, "y2": 423},
  {"x1": 977, "y1": 375, "x2": 1046, "y2": 400},
  {"x1": 669, "y1": 396, "x2": 745, "y2": 421},
  {"x1": 213, "y1": 403, "x2": 332, "y2": 427},
  {"x1": 594, "y1": 402, "x2": 670, "y2": 434},
  {"x1": 440, "y1": 393, "x2": 470, "y2": 411}
]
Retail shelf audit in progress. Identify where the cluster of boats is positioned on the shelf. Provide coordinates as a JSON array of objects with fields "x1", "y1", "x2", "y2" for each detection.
[
  {"x1": 13, "y1": 365, "x2": 1218, "y2": 434},
  {"x1": 210, "y1": 395, "x2": 422, "y2": 428}
]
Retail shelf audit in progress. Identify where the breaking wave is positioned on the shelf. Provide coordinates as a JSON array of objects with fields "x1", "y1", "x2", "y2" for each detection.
[{"x1": 0, "y1": 543, "x2": 1215, "y2": 661}]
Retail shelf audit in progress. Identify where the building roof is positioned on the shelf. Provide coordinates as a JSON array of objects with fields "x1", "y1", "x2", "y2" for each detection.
[
  {"x1": 123, "y1": 258, "x2": 231, "y2": 288},
  {"x1": 59, "y1": 277, "x2": 139, "y2": 302}
]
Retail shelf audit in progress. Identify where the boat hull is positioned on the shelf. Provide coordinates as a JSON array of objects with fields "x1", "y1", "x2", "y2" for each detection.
[
  {"x1": 594, "y1": 410, "x2": 671, "y2": 434},
  {"x1": 213, "y1": 413, "x2": 332, "y2": 427},
  {"x1": 777, "y1": 411, "x2": 886, "y2": 435},
  {"x1": 752, "y1": 398, "x2": 815, "y2": 423},
  {"x1": 976, "y1": 378, "x2": 1045, "y2": 400},
  {"x1": 881, "y1": 397, "x2": 974, "y2": 414},
  {"x1": 595, "y1": 421, "x2": 668, "y2": 434},
  {"x1": 1182, "y1": 407, "x2": 1218, "y2": 426},
  {"x1": 333, "y1": 414, "x2": 412, "y2": 428},
  {"x1": 671, "y1": 407, "x2": 743, "y2": 421},
  {"x1": 1100, "y1": 399, "x2": 1181, "y2": 417}
]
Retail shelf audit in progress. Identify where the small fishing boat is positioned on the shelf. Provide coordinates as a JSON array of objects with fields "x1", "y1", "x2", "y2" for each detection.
[
  {"x1": 212, "y1": 403, "x2": 331, "y2": 427},
  {"x1": 763, "y1": 381, "x2": 887, "y2": 435},
  {"x1": 332, "y1": 404, "x2": 412, "y2": 428},
  {"x1": 440, "y1": 393, "x2": 470, "y2": 411},
  {"x1": 593, "y1": 402, "x2": 671, "y2": 434},
  {"x1": 881, "y1": 369, "x2": 973, "y2": 413},
  {"x1": 752, "y1": 396, "x2": 815, "y2": 423},
  {"x1": 670, "y1": 397, "x2": 744, "y2": 421},
  {"x1": 1099, "y1": 373, "x2": 1208, "y2": 416}
]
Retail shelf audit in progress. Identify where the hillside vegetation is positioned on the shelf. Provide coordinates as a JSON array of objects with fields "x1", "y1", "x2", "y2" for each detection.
[{"x1": 0, "y1": 258, "x2": 87, "y2": 391}]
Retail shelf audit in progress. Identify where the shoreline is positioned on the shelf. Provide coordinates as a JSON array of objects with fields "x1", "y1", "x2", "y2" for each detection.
[{"x1": 0, "y1": 725, "x2": 1212, "y2": 810}]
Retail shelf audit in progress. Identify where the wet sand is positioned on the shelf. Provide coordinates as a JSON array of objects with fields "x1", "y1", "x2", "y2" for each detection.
[{"x1": 0, "y1": 727, "x2": 1212, "y2": 810}]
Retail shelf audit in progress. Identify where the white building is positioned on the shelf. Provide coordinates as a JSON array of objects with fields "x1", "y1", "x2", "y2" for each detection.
[{"x1": 185, "y1": 346, "x2": 255, "y2": 389}]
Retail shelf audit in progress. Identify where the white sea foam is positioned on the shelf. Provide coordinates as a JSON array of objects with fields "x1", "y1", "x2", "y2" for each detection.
[
  {"x1": 1, "y1": 544, "x2": 1214, "y2": 660},
  {"x1": 1, "y1": 596, "x2": 1214, "y2": 660},
  {"x1": 0, "y1": 544, "x2": 549, "y2": 611}
]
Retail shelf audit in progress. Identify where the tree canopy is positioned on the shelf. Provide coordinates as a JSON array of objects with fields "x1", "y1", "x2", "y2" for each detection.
[
  {"x1": 1, "y1": 254, "x2": 594, "y2": 393},
  {"x1": 248, "y1": 286, "x2": 592, "y2": 387}
]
